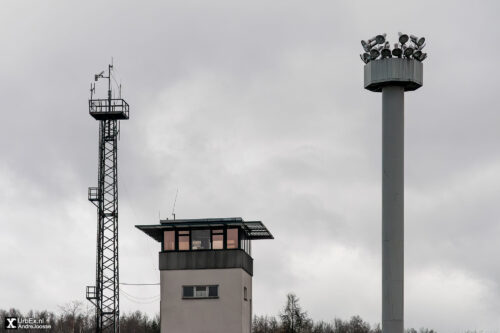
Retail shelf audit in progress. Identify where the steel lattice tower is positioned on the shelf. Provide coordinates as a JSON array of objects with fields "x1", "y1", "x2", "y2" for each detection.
[{"x1": 86, "y1": 63, "x2": 129, "y2": 333}]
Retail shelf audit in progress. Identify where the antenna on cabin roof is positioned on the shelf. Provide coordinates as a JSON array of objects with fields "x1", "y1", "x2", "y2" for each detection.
[
  {"x1": 90, "y1": 83, "x2": 95, "y2": 99},
  {"x1": 172, "y1": 189, "x2": 179, "y2": 220}
]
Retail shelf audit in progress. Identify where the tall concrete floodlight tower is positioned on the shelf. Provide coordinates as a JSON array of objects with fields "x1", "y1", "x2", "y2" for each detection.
[
  {"x1": 360, "y1": 33, "x2": 426, "y2": 333},
  {"x1": 86, "y1": 63, "x2": 129, "y2": 333}
]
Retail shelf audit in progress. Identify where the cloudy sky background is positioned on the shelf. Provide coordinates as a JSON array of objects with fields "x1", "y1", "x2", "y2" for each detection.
[{"x1": 1, "y1": 1, "x2": 499, "y2": 331}]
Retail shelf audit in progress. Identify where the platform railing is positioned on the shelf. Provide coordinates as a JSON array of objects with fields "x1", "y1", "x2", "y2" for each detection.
[{"x1": 89, "y1": 98, "x2": 129, "y2": 119}]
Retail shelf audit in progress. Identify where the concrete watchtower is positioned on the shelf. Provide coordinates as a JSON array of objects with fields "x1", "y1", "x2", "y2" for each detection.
[
  {"x1": 136, "y1": 217, "x2": 273, "y2": 333},
  {"x1": 361, "y1": 32, "x2": 426, "y2": 333}
]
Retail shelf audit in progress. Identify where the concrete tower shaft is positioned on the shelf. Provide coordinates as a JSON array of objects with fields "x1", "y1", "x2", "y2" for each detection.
[
  {"x1": 364, "y1": 56, "x2": 424, "y2": 333},
  {"x1": 382, "y1": 85, "x2": 404, "y2": 333}
]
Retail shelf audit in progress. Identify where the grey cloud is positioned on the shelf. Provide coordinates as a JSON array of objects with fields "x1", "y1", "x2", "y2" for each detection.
[{"x1": 1, "y1": 1, "x2": 500, "y2": 331}]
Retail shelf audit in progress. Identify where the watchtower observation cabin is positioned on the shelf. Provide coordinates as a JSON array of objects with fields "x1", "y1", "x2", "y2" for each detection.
[{"x1": 136, "y1": 217, "x2": 273, "y2": 333}]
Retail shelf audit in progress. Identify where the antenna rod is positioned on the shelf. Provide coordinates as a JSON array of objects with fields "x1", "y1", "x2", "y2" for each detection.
[
  {"x1": 172, "y1": 189, "x2": 179, "y2": 220},
  {"x1": 108, "y1": 64, "x2": 112, "y2": 104}
]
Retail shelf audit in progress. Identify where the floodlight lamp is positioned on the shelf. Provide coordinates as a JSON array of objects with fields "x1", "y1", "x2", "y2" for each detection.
[
  {"x1": 375, "y1": 33, "x2": 387, "y2": 44},
  {"x1": 381, "y1": 42, "x2": 392, "y2": 58},
  {"x1": 413, "y1": 50, "x2": 422, "y2": 59},
  {"x1": 368, "y1": 33, "x2": 386, "y2": 45},
  {"x1": 403, "y1": 45, "x2": 414, "y2": 57},
  {"x1": 416, "y1": 42, "x2": 426, "y2": 51},
  {"x1": 370, "y1": 48, "x2": 380, "y2": 60},
  {"x1": 410, "y1": 35, "x2": 425, "y2": 47},
  {"x1": 381, "y1": 48, "x2": 392, "y2": 58},
  {"x1": 360, "y1": 53, "x2": 370, "y2": 63},
  {"x1": 392, "y1": 43, "x2": 402, "y2": 58},
  {"x1": 363, "y1": 39, "x2": 378, "y2": 51},
  {"x1": 416, "y1": 52, "x2": 427, "y2": 62},
  {"x1": 398, "y1": 32, "x2": 409, "y2": 45},
  {"x1": 361, "y1": 40, "x2": 368, "y2": 51}
]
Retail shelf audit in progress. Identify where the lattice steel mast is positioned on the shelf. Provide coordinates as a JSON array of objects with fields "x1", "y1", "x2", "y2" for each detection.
[{"x1": 86, "y1": 63, "x2": 129, "y2": 333}]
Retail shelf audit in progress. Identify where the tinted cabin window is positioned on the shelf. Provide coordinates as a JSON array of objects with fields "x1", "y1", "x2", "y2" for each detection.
[
  {"x1": 164, "y1": 231, "x2": 175, "y2": 251},
  {"x1": 227, "y1": 228, "x2": 238, "y2": 249},
  {"x1": 212, "y1": 229, "x2": 224, "y2": 249},
  {"x1": 178, "y1": 230, "x2": 190, "y2": 251},
  {"x1": 192, "y1": 229, "x2": 211, "y2": 250}
]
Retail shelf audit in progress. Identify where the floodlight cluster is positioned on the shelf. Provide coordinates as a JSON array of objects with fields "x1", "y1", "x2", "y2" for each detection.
[{"x1": 360, "y1": 32, "x2": 427, "y2": 64}]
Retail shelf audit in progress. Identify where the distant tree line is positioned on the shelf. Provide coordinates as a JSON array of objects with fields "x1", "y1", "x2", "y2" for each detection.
[
  {"x1": 0, "y1": 294, "x2": 435, "y2": 333},
  {"x1": 253, "y1": 293, "x2": 436, "y2": 333},
  {"x1": 0, "y1": 301, "x2": 159, "y2": 333}
]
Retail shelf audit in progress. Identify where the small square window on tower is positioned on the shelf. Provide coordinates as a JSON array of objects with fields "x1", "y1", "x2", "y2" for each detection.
[
  {"x1": 182, "y1": 286, "x2": 194, "y2": 298},
  {"x1": 209, "y1": 285, "x2": 218, "y2": 297},
  {"x1": 182, "y1": 285, "x2": 219, "y2": 299}
]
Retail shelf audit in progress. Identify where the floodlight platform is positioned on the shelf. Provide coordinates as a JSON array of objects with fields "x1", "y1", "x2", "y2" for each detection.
[
  {"x1": 89, "y1": 98, "x2": 130, "y2": 120},
  {"x1": 364, "y1": 58, "x2": 423, "y2": 92}
]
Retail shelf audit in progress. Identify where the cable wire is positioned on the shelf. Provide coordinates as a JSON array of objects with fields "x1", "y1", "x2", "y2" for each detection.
[
  {"x1": 120, "y1": 288, "x2": 160, "y2": 300},
  {"x1": 121, "y1": 292, "x2": 160, "y2": 305}
]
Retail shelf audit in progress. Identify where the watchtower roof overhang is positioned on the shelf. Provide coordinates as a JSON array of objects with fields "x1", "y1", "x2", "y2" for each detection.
[{"x1": 136, "y1": 217, "x2": 273, "y2": 242}]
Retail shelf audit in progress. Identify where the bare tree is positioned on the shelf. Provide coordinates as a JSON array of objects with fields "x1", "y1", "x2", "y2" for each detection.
[
  {"x1": 280, "y1": 293, "x2": 312, "y2": 333},
  {"x1": 58, "y1": 300, "x2": 83, "y2": 333}
]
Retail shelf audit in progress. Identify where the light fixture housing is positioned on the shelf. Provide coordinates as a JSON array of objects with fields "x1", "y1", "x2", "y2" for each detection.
[
  {"x1": 381, "y1": 42, "x2": 392, "y2": 58},
  {"x1": 403, "y1": 45, "x2": 414, "y2": 57},
  {"x1": 368, "y1": 33, "x2": 386, "y2": 45},
  {"x1": 392, "y1": 43, "x2": 403, "y2": 58},
  {"x1": 415, "y1": 53, "x2": 427, "y2": 61},
  {"x1": 375, "y1": 33, "x2": 386, "y2": 44},
  {"x1": 416, "y1": 42, "x2": 426, "y2": 51},
  {"x1": 398, "y1": 32, "x2": 409, "y2": 45},
  {"x1": 410, "y1": 35, "x2": 425, "y2": 47},
  {"x1": 370, "y1": 47, "x2": 380, "y2": 60},
  {"x1": 360, "y1": 53, "x2": 370, "y2": 63},
  {"x1": 361, "y1": 40, "x2": 369, "y2": 52}
]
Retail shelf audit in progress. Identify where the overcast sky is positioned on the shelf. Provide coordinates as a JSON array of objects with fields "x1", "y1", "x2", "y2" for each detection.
[{"x1": 1, "y1": 1, "x2": 500, "y2": 332}]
